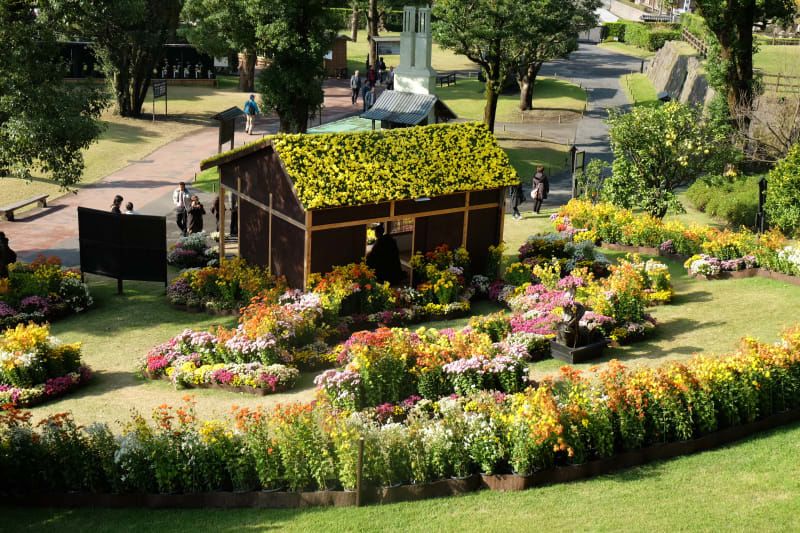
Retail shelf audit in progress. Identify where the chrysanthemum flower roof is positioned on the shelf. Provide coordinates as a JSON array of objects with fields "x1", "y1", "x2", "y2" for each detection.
[{"x1": 202, "y1": 122, "x2": 519, "y2": 210}]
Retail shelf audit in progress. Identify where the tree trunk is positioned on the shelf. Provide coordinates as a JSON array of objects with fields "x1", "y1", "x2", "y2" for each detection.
[
  {"x1": 113, "y1": 70, "x2": 132, "y2": 117},
  {"x1": 238, "y1": 51, "x2": 257, "y2": 92},
  {"x1": 731, "y1": 3, "x2": 755, "y2": 134},
  {"x1": 350, "y1": 2, "x2": 359, "y2": 42},
  {"x1": 483, "y1": 77, "x2": 500, "y2": 133},
  {"x1": 367, "y1": 0, "x2": 380, "y2": 67},
  {"x1": 518, "y1": 62, "x2": 542, "y2": 111}
]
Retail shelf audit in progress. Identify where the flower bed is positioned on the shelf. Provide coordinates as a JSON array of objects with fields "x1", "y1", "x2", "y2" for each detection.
[
  {"x1": 0, "y1": 256, "x2": 93, "y2": 329},
  {"x1": 553, "y1": 199, "x2": 800, "y2": 280},
  {"x1": 167, "y1": 258, "x2": 287, "y2": 312},
  {"x1": 0, "y1": 323, "x2": 92, "y2": 409},
  {"x1": 5, "y1": 326, "x2": 800, "y2": 497},
  {"x1": 167, "y1": 232, "x2": 219, "y2": 269}
]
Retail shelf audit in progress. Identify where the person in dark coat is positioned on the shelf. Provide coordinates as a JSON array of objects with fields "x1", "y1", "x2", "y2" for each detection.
[
  {"x1": 366, "y1": 225, "x2": 404, "y2": 284},
  {"x1": 531, "y1": 166, "x2": 550, "y2": 214},
  {"x1": 0, "y1": 232, "x2": 17, "y2": 279},
  {"x1": 188, "y1": 195, "x2": 206, "y2": 234},
  {"x1": 211, "y1": 196, "x2": 220, "y2": 231},
  {"x1": 110, "y1": 194, "x2": 123, "y2": 214},
  {"x1": 509, "y1": 181, "x2": 524, "y2": 219}
]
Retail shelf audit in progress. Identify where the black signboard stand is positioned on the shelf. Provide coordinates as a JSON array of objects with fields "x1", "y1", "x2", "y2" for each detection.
[
  {"x1": 152, "y1": 79, "x2": 168, "y2": 121},
  {"x1": 212, "y1": 107, "x2": 245, "y2": 153},
  {"x1": 78, "y1": 207, "x2": 167, "y2": 294}
]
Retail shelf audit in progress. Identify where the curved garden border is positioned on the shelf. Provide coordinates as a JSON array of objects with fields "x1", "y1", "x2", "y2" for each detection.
[
  {"x1": 6, "y1": 407, "x2": 799, "y2": 509},
  {"x1": 600, "y1": 243, "x2": 800, "y2": 287}
]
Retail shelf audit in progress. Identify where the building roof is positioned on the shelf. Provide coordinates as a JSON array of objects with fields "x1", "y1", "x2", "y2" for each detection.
[
  {"x1": 201, "y1": 122, "x2": 519, "y2": 210},
  {"x1": 360, "y1": 91, "x2": 456, "y2": 126}
]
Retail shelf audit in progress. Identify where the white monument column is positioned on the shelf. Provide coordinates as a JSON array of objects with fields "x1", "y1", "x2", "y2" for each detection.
[{"x1": 395, "y1": 6, "x2": 438, "y2": 96}]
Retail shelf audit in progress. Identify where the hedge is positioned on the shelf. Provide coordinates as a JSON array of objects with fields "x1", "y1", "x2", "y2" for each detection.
[
  {"x1": 765, "y1": 143, "x2": 800, "y2": 237},
  {"x1": 686, "y1": 174, "x2": 761, "y2": 228},
  {"x1": 603, "y1": 21, "x2": 680, "y2": 51}
]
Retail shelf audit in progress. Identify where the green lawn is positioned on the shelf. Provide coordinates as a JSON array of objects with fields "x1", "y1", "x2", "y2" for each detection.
[
  {"x1": 755, "y1": 45, "x2": 800, "y2": 77},
  {"x1": 620, "y1": 73, "x2": 658, "y2": 106},
  {"x1": 5, "y1": 418, "x2": 800, "y2": 531},
  {"x1": 344, "y1": 31, "x2": 478, "y2": 75},
  {"x1": 598, "y1": 41, "x2": 655, "y2": 59},
  {"x1": 437, "y1": 78, "x2": 586, "y2": 124}
]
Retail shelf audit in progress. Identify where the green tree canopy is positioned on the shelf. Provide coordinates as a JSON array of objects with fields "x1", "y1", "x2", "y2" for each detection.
[
  {"x1": 604, "y1": 102, "x2": 736, "y2": 218},
  {"x1": 182, "y1": 0, "x2": 259, "y2": 92},
  {"x1": 43, "y1": 0, "x2": 183, "y2": 117},
  {"x1": 0, "y1": 1, "x2": 105, "y2": 188},
  {"x1": 249, "y1": 0, "x2": 338, "y2": 133}
]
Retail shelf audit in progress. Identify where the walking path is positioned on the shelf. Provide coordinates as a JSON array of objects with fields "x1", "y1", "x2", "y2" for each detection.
[
  {"x1": 0, "y1": 81, "x2": 358, "y2": 265},
  {"x1": 513, "y1": 43, "x2": 642, "y2": 209}
]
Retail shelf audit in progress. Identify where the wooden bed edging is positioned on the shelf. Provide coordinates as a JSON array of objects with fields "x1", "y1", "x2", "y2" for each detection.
[{"x1": 4, "y1": 407, "x2": 800, "y2": 509}]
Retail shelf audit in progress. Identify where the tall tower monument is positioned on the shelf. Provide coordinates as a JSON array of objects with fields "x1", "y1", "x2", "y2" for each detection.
[{"x1": 394, "y1": 6, "x2": 437, "y2": 95}]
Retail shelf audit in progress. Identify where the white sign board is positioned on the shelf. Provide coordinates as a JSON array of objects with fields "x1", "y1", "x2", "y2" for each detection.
[{"x1": 214, "y1": 56, "x2": 229, "y2": 68}]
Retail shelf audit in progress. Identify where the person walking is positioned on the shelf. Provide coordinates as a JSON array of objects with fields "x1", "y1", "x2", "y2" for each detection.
[
  {"x1": 0, "y1": 232, "x2": 17, "y2": 279},
  {"x1": 124, "y1": 202, "x2": 136, "y2": 214},
  {"x1": 386, "y1": 66, "x2": 395, "y2": 90},
  {"x1": 173, "y1": 181, "x2": 191, "y2": 236},
  {"x1": 243, "y1": 94, "x2": 260, "y2": 134},
  {"x1": 365, "y1": 86, "x2": 377, "y2": 111},
  {"x1": 350, "y1": 70, "x2": 362, "y2": 105},
  {"x1": 531, "y1": 166, "x2": 550, "y2": 214},
  {"x1": 367, "y1": 66, "x2": 377, "y2": 88},
  {"x1": 211, "y1": 196, "x2": 220, "y2": 231},
  {"x1": 509, "y1": 181, "x2": 524, "y2": 219},
  {"x1": 110, "y1": 195, "x2": 123, "y2": 214},
  {"x1": 188, "y1": 195, "x2": 206, "y2": 234}
]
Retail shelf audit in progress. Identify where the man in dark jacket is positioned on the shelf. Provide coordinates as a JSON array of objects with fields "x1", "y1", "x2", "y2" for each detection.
[{"x1": 366, "y1": 225, "x2": 404, "y2": 284}]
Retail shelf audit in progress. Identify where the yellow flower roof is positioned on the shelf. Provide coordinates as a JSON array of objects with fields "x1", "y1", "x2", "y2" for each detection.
[{"x1": 271, "y1": 122, "x2": 519, "y2": 209}]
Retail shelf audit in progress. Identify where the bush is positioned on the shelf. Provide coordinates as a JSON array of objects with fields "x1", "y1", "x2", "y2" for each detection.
[
  {"x1": 686, "y1": 174, "x2": 760, "y2": 228},
  {"x1": 602, "y1": 22, "x2": 626, "y2": 41},
  {"x1": 614, "y1": 22, "x2": 680, "y2": 51},
  {"x1": 765, "y1": 144, "x2": 800, "y2": 237}
]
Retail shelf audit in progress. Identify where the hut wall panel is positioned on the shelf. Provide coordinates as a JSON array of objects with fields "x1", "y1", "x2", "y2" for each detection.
[
  {"x1": 239, "y1": 200, "x2": 269, "y2": 268},
  {"x1": 394, "y1": 193, "x2": 465, "y2": 215},
  {"x1": 470, "y1": 187, "x2": 503, "y2": 206},
  {"x1": 414, "y1": 212, "x2": 464, "y2": 253},
  {"x1": 271, "y1": 217, "x2": 305, "y2": 288},
  {"x1": 221, "y1": 149, "x2": 305, "y2": 223},
  {"x1": 310, "y1": 225, "x2": 367, "y2": 275},
  {"x1": 312, "y1": 203, "x2": 391, "y2": 226},
  {"x1": 466, "y1": 207, "x2": 501, "y2": 274}
]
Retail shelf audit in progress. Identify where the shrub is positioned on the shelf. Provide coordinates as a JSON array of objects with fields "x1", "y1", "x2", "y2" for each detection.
[
  {"x1": 686, "y1": 174, "x2": 760, "y2": 228},
  {"x1": 765, "y1": 143, "x2": 800, "y2": 237},
  {"x1": 602, "y1": 22, "x2": 626, "y2": 41}
]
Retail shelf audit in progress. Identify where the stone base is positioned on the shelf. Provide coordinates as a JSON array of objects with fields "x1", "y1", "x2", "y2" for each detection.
[{"x1": 550, "y1": 339, "x2": 607, "y2": 364}]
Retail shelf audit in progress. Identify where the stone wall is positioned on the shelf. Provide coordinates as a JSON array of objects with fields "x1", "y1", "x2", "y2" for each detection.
[{"x1": 646, "y1": 40, "x2": 716, "y2": 107}]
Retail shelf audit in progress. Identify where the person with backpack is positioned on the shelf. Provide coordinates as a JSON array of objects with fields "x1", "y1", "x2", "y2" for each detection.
[
  {"x1": 531, "y1": 166, "x2": 550, "y2": 215},
  {"x1": 350, "y1": 70, "x2": 362, "y2": 105},
  {"x1": 244, "y1": 94, "x2": 260, "y2": 135}
]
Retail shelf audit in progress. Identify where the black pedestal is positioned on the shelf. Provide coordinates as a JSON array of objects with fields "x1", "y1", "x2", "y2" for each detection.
[{"x1": 549, "y1": 339, "x2": 607, "y2": 364}]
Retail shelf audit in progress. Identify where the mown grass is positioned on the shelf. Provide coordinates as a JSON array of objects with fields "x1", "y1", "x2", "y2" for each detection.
[
  {"x1": 5, "y1": 418, "x2": 800, "y2": 531},
  {"x1": 437, "y1": 78, "x2": 586, "y2": 124},
  {"x1": 754, "y1": 44, "x2": 800, "y2": 77},
  {"x1": 598, "y1": 41, "x2": 655, "y2": 59},
  {"x1": 620, "y1": 73, "x2": 658, "y2": 106}
]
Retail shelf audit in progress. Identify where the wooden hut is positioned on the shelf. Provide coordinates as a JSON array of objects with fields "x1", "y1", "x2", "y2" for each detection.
[{"x1": 200, "y1": 122, "x2": 519, "y2": 288}]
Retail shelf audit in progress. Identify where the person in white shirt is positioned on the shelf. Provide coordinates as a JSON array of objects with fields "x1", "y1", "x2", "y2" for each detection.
[{"x1": 172, "y1": 182, "x2": 191, "y2": 236}]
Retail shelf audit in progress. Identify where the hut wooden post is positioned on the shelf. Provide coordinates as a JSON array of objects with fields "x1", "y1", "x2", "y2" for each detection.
[
  {"x1": 304, "y1": 211, "x2": 312, "y2": 287},
  {"x1": 268, "y1": 193, "x2": 273, "y2": 273},
  {"x1": 462, "y1": 191, "x2": 471, "y2": 247}
]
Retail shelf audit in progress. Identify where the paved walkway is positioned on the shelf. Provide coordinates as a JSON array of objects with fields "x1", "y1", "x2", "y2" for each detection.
[
  {"x1": 0, "y1": 80, "x2": 358, "y2": 265},
  {"x1": 512, "y1": 43, "x2": 642, "y2": 211}
]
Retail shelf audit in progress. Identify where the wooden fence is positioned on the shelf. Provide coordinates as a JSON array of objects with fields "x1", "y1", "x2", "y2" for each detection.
[
  {"x1": 681, "y1": 28, "x2": 708, "y2": 58},
  {"x1": 760, "y1": 72, "x2": 800, "y2": 94}
]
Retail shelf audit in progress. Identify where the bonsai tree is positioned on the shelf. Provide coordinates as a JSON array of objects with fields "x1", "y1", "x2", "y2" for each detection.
[{"x1": 604, "y1": 101, "x2": 735, "y2": 218}]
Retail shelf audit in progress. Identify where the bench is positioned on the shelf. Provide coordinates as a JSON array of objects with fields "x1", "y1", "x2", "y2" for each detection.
[
  {"x1": 334, "y1": 67, "x2": 348, "y2": 79},
  {"x1": 437, "y1": 72, "x2": 457, "y2": 88},
  {"x1": 0, "y1": 194, "x2": 49, "y2": 222}
]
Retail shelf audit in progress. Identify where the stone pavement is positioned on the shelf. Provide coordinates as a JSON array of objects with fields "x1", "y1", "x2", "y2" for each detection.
[{"x1": 0, "y1": 80, "x2": 358, "y2": 265}]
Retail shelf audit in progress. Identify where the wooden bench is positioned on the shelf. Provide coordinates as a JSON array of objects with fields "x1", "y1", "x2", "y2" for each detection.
[
  {"x1": 0, "y1": 194, "x2": 49, "y2": 221},
  {"x1": 334, "y1": 67, "x2": 348, "y2": 79},
  {"x1": 437, "y1": 73, "x2": 457, "y2": 88}
]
